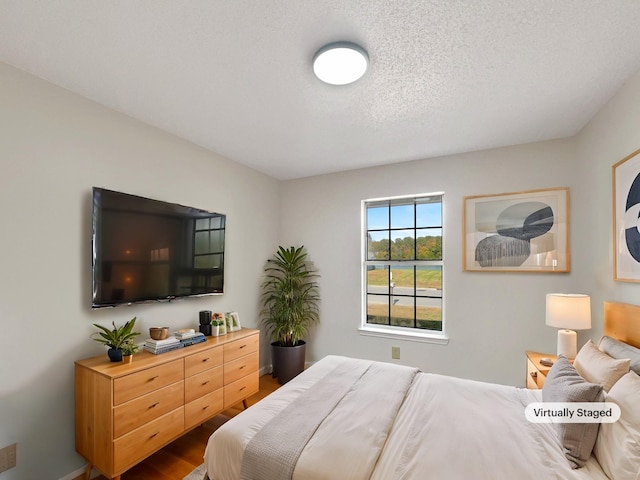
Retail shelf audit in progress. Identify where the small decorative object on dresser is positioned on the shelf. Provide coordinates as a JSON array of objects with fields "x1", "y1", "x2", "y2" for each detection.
[
  {"x1": 225, "y1": 311, "x2": 241, "y2": 332},
  {"x1": 149, "y1": 326, "x2": 169, "y2": 340},
  {"x1": 121, "y1": 338, "x2": 139, "y2": 363},
  {"x1": 91, "y1": 317, "x2": 140, "y2": 362},
  {"x1": 199, "y1": 310, "x2": 213, "y2": 336},
  {"x1": 212, "y1": 313, "x2": 227, "y2": 336}
]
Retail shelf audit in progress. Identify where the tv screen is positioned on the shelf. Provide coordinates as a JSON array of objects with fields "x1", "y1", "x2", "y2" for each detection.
[{"x1": 92, "y1": 187, "x2": 225, "y2": 308}]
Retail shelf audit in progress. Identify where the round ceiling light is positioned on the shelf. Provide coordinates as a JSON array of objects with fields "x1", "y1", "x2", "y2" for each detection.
[{"x1": 313, "y1": 42, "x2": 369, "y2": 85}]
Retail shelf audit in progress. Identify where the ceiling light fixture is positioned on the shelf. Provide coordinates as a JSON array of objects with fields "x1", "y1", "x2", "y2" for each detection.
[{"x1": 313, "y1": 42, "x2": 369, "y2": 85}]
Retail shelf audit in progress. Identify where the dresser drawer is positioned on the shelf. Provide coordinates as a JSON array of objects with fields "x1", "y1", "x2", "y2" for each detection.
[
  {"x1": 527, "y1": 359, "x2": 546, "y2": 389},
  {"x1": 223, "y1": 334, "x2": 259, "y2": 363},
  {"x1": 224, "y1": 351, "x2": 259, "y2": 386},
  {"x1": 185, "y1": 366, "x2": 223, "y2": 404},
  {"x1": 185, "y1": 347, "x2": 223, "y2": 378},
  {"x1": 185, "y1": 389, "x2": 224, "y2": 430},
  {"x1": 224, "y1": 371, "x2": 259, "y2": 408},
  {"x1": 114, "y1": 359, "x2": 184, "y2": 405},
  {"x1": 114, "y1": 381, "x2": 184, "y2": 438},
  {"x1": 113, "y1": 407, "x2": 184, "y2": 474}
]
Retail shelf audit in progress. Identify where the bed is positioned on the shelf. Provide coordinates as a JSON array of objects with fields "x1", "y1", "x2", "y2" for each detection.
[{"x1": 204, "y1": 301, "x2": 640, "y2": 480}]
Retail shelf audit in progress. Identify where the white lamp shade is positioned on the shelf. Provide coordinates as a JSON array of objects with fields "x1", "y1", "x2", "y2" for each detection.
[{"x1": 545, "y1": 293, "x2": 591, "y2": 330}]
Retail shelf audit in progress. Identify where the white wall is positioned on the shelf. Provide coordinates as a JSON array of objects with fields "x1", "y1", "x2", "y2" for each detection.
[
  {"x1": 0, "y1": 62, "x2": 280, "y2": 479},
  {"x1": 279, "y1": 139, "x2": 579, "y2": 386},
  {"x1": 278, "y1": 69, "x2": 640, "y2": 388}
]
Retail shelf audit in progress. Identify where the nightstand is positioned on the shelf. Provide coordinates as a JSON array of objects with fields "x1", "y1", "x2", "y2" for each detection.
[{"x1": 525, "y1": 351, "x2": 559, "y2": 389}]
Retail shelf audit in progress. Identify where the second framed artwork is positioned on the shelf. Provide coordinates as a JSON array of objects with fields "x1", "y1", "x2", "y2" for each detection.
[
  {"x1": 463, "y1": 187, "x2": 570, "y2": 272},
  {"x1": 613, "y1": 148, "x2": 640, "y2": 282}
]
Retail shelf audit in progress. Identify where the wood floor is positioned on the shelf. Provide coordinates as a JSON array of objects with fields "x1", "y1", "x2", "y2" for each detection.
[{"x1": 77, "y1": 374, "x2": 280, "y2": 480}]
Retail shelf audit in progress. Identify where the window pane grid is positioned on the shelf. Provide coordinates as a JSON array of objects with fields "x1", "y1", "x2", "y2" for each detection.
[{"x1": 364, "y1": 194, "x2": 443, "y2": 333}]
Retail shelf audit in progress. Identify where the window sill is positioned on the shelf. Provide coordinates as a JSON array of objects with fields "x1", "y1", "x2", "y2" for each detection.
[{"x1": 358, "y1": 325, "x2": 449, "y2": 345}]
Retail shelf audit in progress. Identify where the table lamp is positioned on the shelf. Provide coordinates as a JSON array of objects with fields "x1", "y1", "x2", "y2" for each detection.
[{"x1": 545, "y1": 293, "x2": 591, "y2": 358}]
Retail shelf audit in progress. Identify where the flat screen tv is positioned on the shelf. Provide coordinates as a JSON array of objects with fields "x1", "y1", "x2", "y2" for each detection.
[{"x1": 92, "y1": 187, "x2": 225, "y2": 308}]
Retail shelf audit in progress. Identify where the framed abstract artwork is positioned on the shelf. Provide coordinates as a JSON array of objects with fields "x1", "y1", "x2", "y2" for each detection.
[
  {"x1": 613, "y1": 148, "x2": 640, "y2": 282},
  {"x1": 463, "y1": 188, "x2": 570, "y2": 272}
]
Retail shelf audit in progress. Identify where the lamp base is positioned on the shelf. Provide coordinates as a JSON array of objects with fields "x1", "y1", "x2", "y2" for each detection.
[{"x1": 557, "y1": 329, "x2": 577, "y2": 358}]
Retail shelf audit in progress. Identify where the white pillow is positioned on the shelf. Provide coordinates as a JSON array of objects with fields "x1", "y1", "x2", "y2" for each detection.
[
  {"x1": 593, "y1": 371, "x2": 640, "y2": 480},
  {"x1": 573, "y1": 339, "x2": 630, "y2": 392}
]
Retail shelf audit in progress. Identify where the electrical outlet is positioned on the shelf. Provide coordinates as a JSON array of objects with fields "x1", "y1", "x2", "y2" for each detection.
[
  {"x1": 391, "y1": 346, "x2": 400, "y2": 359},
  {"x1": 0, "y1": 443, "x2": 17, "y2": 473}
]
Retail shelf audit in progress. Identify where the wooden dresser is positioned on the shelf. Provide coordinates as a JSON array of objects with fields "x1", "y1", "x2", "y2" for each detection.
[{"x1": 75, "y1": 328, "x2": 259, "y2": 480}]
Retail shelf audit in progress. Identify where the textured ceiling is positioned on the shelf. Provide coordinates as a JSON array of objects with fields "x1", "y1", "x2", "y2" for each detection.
[{"x1": 1, "y1": 1, "x2": 640, "y2": 180}]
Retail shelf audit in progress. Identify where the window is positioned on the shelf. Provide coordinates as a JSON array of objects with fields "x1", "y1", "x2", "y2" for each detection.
[{"x1": 362, "y1": 194, "x2": 444, "y2": 339}]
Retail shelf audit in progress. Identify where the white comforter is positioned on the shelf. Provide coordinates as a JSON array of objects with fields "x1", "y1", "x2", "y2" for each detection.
[{"x1": 204, "y1": 355, "x2": 609, "y2": 480}]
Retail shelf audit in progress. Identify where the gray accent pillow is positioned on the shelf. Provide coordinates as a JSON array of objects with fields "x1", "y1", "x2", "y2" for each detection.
[
  {"x1": 599, "y1": 335, "x2": 640, "y2": 375},
  {"x1": 542, "y1": 355, "x2": 604, "y2": 468}
]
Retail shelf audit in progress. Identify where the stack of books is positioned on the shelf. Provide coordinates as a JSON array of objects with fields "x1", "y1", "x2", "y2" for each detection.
[
  {"x1": 143, "y1": 336, "x2": 183, "y2": 355},
  {"x1": 175, "y1": 329, "x2": 207, "y2": 347}
]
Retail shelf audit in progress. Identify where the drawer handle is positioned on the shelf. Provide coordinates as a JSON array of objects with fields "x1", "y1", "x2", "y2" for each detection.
[
  {"x1": 530, "y1": 371, "x2": 538, "y2": 379},
  {"x1": 240, "y1": 386, "x2": 246, "y2": 391},
  {"x1": 239, "y1": 365, "x2": 245, "y2": 370},
  {"x1": 148, "y1": 376, "x2": 159, "y2": 382},
  {"x1": 149, "y1": 432, "x2": 159, "y2": 439},
  {"x1": 202, "y1": 405, "x2": 209, "y2": 411},
  {"x1": 202, "y1": 381, "x2": 209, "y2": 386},
  {"x1": 149, "y1": 402, "x2": 160, "y2": 409},
  {"x1": 239, "y1": 344, "x2": 247, "y2": 349},
  {"x1": 202, "y1": 358, "x2": 210, "y2": 363}
]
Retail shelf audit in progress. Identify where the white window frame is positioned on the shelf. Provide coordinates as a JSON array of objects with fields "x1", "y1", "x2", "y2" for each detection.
[{"x1": 359, "y1": 192, "x2": 449, "y2": 344}]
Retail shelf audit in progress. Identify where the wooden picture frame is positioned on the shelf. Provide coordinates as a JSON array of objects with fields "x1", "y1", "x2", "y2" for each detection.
[
  {"x1": 463, "y1": 187, "x2": 570, "y2": 272},
  {"x1": 613, "y1": 148, "x2": 640, "y2": 282}
]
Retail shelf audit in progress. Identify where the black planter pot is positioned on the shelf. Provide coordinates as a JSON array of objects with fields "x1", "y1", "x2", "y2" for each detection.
[
  {"x1": 271, "y1": 341, "x2": 306, "y2": 385},
  {"x1": 108, "y1": 348, "x2": 123, "y2": 362}
]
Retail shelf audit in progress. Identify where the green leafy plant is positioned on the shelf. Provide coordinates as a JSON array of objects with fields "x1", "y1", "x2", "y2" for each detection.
[
  {"x1": 121, "y1": 337, "x2": 139, "y2": 356},
  {"x1": 260, "y1": 246, "x2": 320, "y2": 347},
  {"x1": 92, "y1": 317, "x2": 140, "y2": 350}
]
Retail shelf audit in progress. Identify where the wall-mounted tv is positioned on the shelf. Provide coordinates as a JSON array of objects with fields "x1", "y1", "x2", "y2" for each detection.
[{"x1": 92, "y1": 187, "x2": 225, "y2": 308}]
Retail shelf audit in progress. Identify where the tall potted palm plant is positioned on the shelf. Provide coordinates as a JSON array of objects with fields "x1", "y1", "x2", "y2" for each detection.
[{"x1": 260, "y1": 245, "x2": 320, "y2": 384}]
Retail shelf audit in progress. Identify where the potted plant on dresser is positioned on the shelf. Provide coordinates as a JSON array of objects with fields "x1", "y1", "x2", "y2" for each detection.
[
  {"x1": 260, "y1": 245, "x2": 320, "y2": 384},
  {"x1": 121, "y1": 337, "x2": 139, "y2": 363},
  {"x1": 92, "y1": 317, "x2": 140, "y2": 362}
]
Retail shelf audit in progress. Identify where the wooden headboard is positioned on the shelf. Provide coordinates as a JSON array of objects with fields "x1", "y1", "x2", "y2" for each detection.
[{"x1": 604, "y1": 301, "x2": 640, "y2": 348}]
